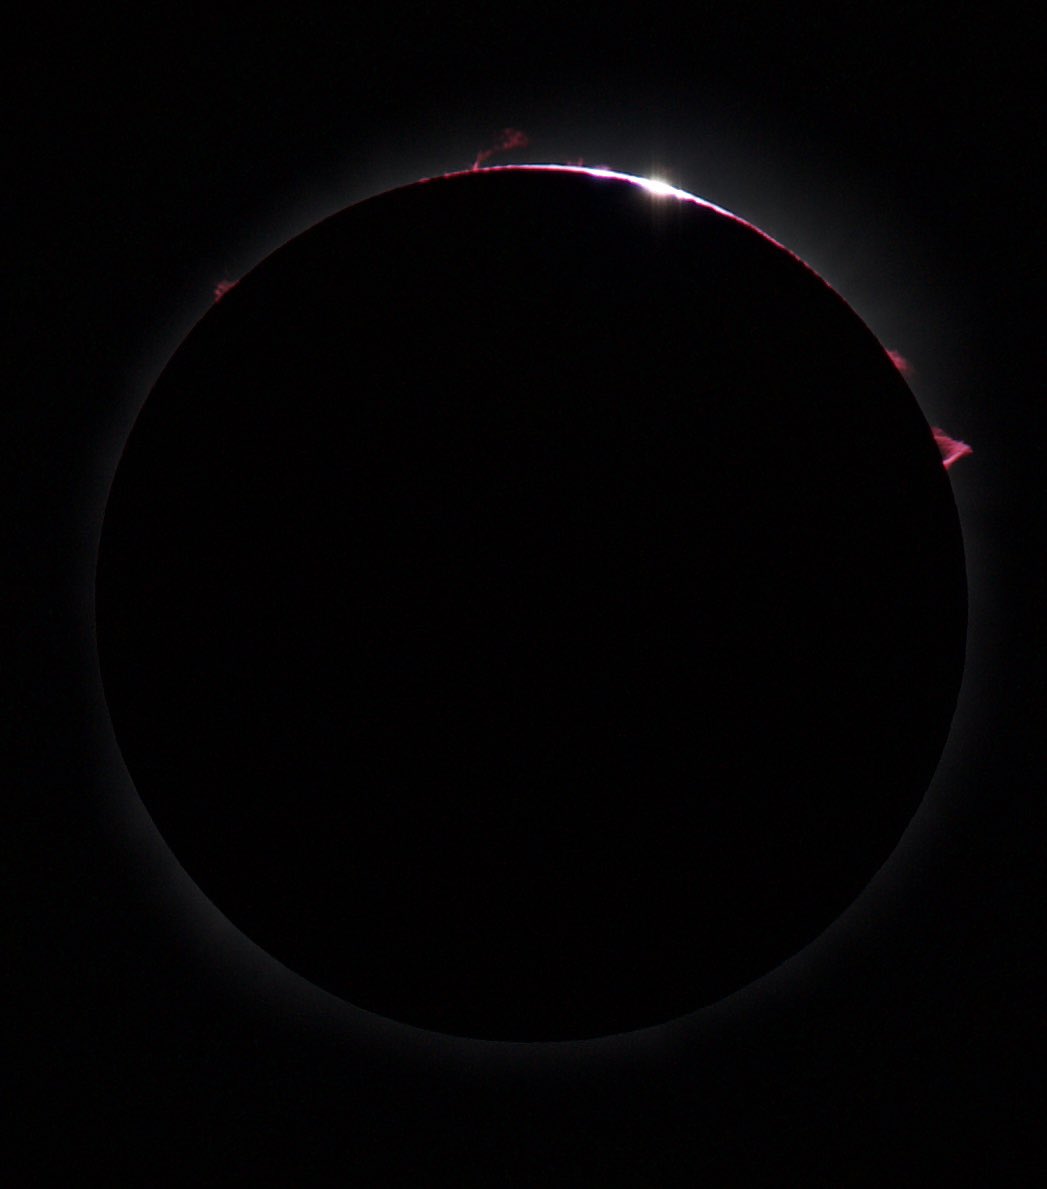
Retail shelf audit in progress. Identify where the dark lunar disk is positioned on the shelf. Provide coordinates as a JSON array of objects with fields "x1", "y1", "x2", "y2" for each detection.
[{"x1": 97, "y1": 167, "x2": 966, "y2": 1040}]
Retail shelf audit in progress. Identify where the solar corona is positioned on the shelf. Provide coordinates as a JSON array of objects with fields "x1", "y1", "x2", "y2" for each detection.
[{"x1": 97, "y1": 165, "x2": 967, "y2": 1041}]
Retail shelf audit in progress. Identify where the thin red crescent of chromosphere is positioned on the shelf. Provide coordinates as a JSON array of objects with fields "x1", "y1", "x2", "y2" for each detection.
[{"x1": 211, "y1": 165, "x2": 972, "y2": 471}]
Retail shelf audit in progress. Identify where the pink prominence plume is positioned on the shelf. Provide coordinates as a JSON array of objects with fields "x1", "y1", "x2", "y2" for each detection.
[
  {"x1": 887, "y1": 349, "x2": 912, "y2": 376},
  {"x1": 473, "y1": 128, "x2": 530, "y2": 170},
  {"x1": 932, "y1": 427, "x2": 973, "y2": 470},
  {"x1": 889, "y1": 348, "x2": 971, "y2": 470}
]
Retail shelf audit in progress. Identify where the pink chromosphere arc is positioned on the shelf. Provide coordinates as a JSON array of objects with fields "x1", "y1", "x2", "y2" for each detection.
[{"x1": 213, "y1": 164, "x2": 973, "y2": 471}]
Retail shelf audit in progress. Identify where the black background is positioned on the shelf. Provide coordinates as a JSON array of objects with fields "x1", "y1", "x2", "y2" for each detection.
[{"x1": 11, "y1": 7, "x2": 1043, "y2": 1183}]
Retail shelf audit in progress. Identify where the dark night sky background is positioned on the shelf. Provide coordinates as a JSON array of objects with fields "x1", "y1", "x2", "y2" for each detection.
[{"x1": 11, "y1": 7, "x2": 1044, "y2": 1184}]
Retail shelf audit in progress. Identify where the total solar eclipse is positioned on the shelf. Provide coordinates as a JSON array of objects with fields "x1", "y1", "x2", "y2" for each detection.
[{"x1": 96, "y1": 165, "x2": 967, "y2": 1041}]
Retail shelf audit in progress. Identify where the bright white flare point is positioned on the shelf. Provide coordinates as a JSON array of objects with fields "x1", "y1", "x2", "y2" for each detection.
[
  {"x1": 452, "y1": 165, "x2": 795, "y2": 256},
  {"x1": 638, "y1": 176, "x2": 685, "y2": 198},
  {"x1": 519, "y1": 165, "x2": 723, "y2": 211},
  {"x1": 431, "y1": 165, "x2": 797, "y2": 255}
]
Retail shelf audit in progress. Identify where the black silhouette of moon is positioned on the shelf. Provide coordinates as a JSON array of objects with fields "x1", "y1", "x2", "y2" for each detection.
[{"x1": 96, "y1": 166, "x2": 966, "y2": 1040}]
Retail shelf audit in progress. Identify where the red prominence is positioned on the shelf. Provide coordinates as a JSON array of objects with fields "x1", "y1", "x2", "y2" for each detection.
[
  {"x1": 932, "y1": 427, "x2": 973, "y2": 469},
  {"x1": 472, "y1": 128, "x2": 530, "y2": 170},
  {"x1": 887, "y1": 349, "x2": 912, "y2": 375}
]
